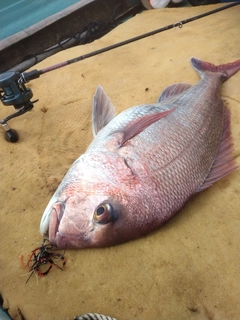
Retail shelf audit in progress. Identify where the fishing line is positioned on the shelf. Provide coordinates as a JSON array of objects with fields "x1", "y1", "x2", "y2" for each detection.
[{"x1": 0, "y1": 2, "x2": 239, "y2": 142}]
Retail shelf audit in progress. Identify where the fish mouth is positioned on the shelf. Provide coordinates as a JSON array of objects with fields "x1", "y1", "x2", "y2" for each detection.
[
  {"x1": 48, "y1": 200, "x2": 86, "y2": 249},
  {"x1": 48, "y1": 201, "x2": 67, "y2": 248}
]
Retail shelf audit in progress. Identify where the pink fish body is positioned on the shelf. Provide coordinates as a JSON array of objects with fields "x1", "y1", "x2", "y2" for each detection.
[{"x1": 40, "y1": 58, "x2": 240, "y2": 249}]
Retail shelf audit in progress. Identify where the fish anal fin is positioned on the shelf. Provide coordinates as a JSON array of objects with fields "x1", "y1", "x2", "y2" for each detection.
[
  {"x1": 198, "y1": 108, "x2": 237, "y2": 192},
  {"x1": 92, "y1": 85, "x2": 116, "y2": 136},
  {"x1": 119, "y1": 107, "x2": 176, "y2": 147},
  {"x1": 157, "y1": 83, "x2": 192, "y2": 103}
]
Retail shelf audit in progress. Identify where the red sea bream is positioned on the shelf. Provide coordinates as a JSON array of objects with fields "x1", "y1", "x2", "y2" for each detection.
[{"x1": 40, "y1": 58, "x2": 240, "y2": 249}]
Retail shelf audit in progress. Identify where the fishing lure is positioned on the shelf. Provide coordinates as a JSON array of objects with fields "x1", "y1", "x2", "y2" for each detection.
[{"x1": 19, "y1": 239, "x2": 66, "y2": 283}]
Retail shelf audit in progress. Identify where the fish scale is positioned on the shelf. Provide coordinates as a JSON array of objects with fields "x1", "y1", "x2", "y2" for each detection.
[{"x1": 40, "y1": 57, "x2": 240, "y2": 249}]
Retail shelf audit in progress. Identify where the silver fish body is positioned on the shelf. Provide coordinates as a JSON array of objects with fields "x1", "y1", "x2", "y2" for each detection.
[{"x1": 40, "y1": 58, "x2": 240, "y2": 249}]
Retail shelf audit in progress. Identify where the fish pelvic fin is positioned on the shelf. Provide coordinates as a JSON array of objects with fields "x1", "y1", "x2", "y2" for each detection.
[
  {"x1": 198, "y1": 108, "x2": 237, "y2": 192},
  {"x1": 92, "y1": 85, "x2": 116, "y2": 136},
  {"x1": 191, "y1": 57, "x2": 240, "y2": 81}
]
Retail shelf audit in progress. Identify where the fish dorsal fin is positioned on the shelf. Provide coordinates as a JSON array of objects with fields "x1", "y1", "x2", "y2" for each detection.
[
  {"x1": 197, "y1": 108, "x2": 237, "y2": 192},
  {"x1": 118, "y1": 106, "x2": 176, "y2": 147},
  {"x1": 92, "y1": 85, "x2": 116, "y2": 136},
  {"x1": 157, "y1": 83, "x2": 192, "y2": 103}
]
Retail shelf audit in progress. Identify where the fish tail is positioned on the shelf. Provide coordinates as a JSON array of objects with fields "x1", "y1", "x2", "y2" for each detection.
[{"x1": 191, "y1": 57, "x2": 240, "y2": 81}]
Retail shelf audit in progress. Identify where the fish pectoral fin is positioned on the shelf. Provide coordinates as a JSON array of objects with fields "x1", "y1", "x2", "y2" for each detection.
[
  {"x1": 157, "y1": 83, "x2": 192, "y2": 103},
  {"x1": 118, "y1": 107, "x2": 176, "y2": 147},
  {"x1": 92, "y1": 85, "x2": 116, "y2": 136},
  {"x1": 198, "y1": 108, "x2": 237, "y2": 192}
]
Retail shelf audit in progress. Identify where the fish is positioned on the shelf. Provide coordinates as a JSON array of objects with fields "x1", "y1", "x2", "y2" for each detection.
[{"x1": 40, "y1": 57, "x2": 240, "y2": 249}]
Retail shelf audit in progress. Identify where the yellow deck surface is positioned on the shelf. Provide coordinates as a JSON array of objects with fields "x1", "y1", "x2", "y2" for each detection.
[{"x1": 0, "y1": 4, "x2": 239, "y2": 320}]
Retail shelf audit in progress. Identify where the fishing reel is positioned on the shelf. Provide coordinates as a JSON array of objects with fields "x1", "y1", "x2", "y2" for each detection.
[{"x1": 0, "y1": 70, "x2": 39, "y2": 142}]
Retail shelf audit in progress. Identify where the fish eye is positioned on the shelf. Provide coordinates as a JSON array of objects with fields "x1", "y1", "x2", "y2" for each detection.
[
  {"x1": 93, "y1": 203, "x2": 117, "y2": 224},
  {"x1": 96, "y1": 206, "x2": 105, "y2": 216}
]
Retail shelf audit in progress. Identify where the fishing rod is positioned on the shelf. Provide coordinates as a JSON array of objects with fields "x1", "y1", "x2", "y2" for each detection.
[{"x1": 0, "y1": 2, "x2": 238, "y2": 142}]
